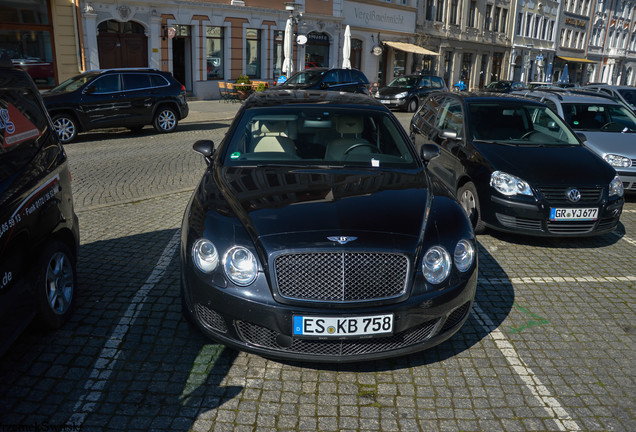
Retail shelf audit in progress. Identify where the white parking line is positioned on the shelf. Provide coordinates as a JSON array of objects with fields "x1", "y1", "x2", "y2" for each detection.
[
  {"x1": 612, "y1": 231, "x2": 636, "y2": 247},
  {"x1": 68, "y1": 230, "x2": 180, "y2": 425},
  {"x1": 483, "y1": 275, "x2": 636, "y2": 285},
  {"x1": 472, "y1": 303, "x2": 581, "y2": 431}
]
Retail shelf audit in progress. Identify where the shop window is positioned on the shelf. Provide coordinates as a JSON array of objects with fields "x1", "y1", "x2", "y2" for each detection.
[
  {"x1": 306, "y1": 32, "x2": 330, "y2": 69},
  {"x1": 246, "y1": 29, "x2": 260, "y2": 78},
  {"x1": 0, "y1": 0, "x2": 49, "y2": 25},
  {"x1": 206, "y1": 27, "x2": 224, "y2": 80},
  {"x1": 0, "y1": 29, "x2": 54, "y2": 87},
  {"x1": 393, "y1": 50, "x2": 406, "y2": 77},
  {"x1": 461, "y1": 53, "x2": 473, "y2": 87},
  {"x1": 273, "y1": 30, "x2": 283, "y2": 80},
  {"x1": 351, "y1": 39, "x2": 362, "y2": 70}
]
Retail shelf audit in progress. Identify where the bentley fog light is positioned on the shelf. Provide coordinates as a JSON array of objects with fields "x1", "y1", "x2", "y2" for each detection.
[
  {"x1": 422, "y1": 246, "x2": 451, "y2": 284},
  {"x1": 223, "y1": 246, "x2": 258, "y2": 286},
  {"x1": 609, "y1": 175, "x2": 624, "y2": 198},
  {"x1": 604, "y1": 154, "x2": 631, "y2": 168},
  {"x1": 454, "y1": 240, "x2": 475, "y2": 272},
  {"x1": 490, "y1": 171, "x2": 533, "y2": 196},
  {"x1": 192, "y1": 239, "x2": 219, "y2": 273}
]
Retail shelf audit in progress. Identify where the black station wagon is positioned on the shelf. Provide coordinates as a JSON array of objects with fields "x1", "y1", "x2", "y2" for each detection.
[
  {"x1": 42, "y1": 68, "x2": 189, "y2": 143},
  {"x1": 410, "y1": 92, "x2": 624, "y2": 237},
  {"x1": 180, "y1": 90, "x2": 478, "y2": 363}
]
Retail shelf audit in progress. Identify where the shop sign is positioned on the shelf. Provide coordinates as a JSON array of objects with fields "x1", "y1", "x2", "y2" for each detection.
[
  {"x1": 308, "y1": 33, "x2": 329, "y2": 43},
  {"x1": 343, "y1": 1, "x2": 415, "y2": 32},
  {"x1": 564, "y1": 17, "x2": 587, "y2": 28}
]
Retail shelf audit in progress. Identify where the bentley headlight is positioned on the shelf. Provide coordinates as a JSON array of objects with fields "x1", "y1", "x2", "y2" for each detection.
[
  {"x1": 609, "y1": 175, "x2": 624, "y2": 198},
  {"x1": 223, "y1": 246, "x2": 257, "y2": 286},
  {"x1": 454, "y1": 240, "x2": 475, "y2": 272},
  {"x1": 490, "y1": 171, "x2": 533, "y2": 196},
  {"x1": 422, "y1": 246, "x2": 451, "y2": 284},
  {"x1": 192, "y1": 239, "x2": 219, "y2": 273},
  {"x1": 604, "y1": 154, "x2": 631, "y2": 168}
]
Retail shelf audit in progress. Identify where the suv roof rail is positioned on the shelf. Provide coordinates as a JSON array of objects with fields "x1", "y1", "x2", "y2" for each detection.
[
  {"x1": 82, "y1": 67, "x2": 162, "y2": 73},
  {"x1": 519, "y1": 88, "x2": 565, "y2": 100}
]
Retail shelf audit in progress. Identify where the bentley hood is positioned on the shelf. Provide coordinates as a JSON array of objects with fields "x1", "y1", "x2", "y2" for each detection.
[{"x1": 202, "y1": 167, "x2": 431, "y2": 250}]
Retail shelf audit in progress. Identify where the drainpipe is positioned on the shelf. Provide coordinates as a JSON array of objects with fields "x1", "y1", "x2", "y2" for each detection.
[{"x1": 72, "y1": 0, "x2": 86, "y2": 72}]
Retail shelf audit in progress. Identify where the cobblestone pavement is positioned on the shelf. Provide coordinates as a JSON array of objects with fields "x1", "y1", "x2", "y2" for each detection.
[{"x1": 0, "y1": 101, "x2": 634, "y2": 431}]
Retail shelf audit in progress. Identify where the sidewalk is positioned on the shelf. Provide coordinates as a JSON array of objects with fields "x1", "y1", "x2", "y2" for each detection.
[{"x1": 184, "y1": 99, "x2": 241, "y2": 123}]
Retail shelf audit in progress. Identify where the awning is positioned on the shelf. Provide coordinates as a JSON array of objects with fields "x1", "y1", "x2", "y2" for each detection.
[
  {"x1": 383, "y1": 41, "x2": 439, "y2": 56},
  {"x1": 557, "y1": 56, "x2": 596, "y2": 63}
]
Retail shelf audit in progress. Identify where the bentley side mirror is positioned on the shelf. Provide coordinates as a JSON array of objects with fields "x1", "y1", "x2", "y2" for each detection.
[{"x1": 193, "y1": 140, "x2": 215, "y2": 164}]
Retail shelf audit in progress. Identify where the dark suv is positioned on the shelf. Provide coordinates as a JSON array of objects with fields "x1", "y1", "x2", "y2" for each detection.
[
  {"x1": 373, "y1": 74, "x2": 447, "y2": 112},
  {"x1": 43, "y1": 68, "x2": 189, "y2": 143},
  {"x1": 0, "y1": 58, "x2": 80, "y2": 355},
  {"x1": 276, "y1": 68, "x2": 371, "y2": 94}
]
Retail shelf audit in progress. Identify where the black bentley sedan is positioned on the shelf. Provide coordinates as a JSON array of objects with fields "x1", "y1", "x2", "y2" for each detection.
[
  {"x1": 410, "y1": 92, "x2": 624, "y2": 236},
  {"x1": 180, "y1": 90, "x2": 478, "y2": 362}
]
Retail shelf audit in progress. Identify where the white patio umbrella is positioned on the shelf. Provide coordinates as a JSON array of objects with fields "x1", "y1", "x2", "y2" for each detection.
[
  {"x1": 282, "y1": 17, "x2": 294, "y2": 76},
  {"x1": 342, "y1": 25, "x2": 351, "y2": 69}
]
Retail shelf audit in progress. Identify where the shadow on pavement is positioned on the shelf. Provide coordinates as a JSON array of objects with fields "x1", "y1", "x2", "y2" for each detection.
[
  {"x1": 60, "y1": 122, "x2": 232, "y2": 145},
  {"x1": 486, "y1": 222, "x2": 625, "y2": 249},
  {"x1": 0, "y1": 228, "x2": 242, "y2": 430}
]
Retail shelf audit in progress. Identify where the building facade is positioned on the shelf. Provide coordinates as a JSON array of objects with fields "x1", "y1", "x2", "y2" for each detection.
[
  {"x1": 587, "y1": 0, "x2": 636, "y2": 85},
  {"x1": 509, "y1": 0, "x2": 559, "y2": 84},
  {"x1": 3, "y1": 0, "x2": 634, "y2": 97}
]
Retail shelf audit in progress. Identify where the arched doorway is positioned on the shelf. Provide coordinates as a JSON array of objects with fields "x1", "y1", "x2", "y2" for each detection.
[{"x1": 97, "y1": 20, "x2": 147, "y2": 69}]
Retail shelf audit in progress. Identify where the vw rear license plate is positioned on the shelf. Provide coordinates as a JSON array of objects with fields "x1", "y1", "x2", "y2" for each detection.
[
  {"x1": 293, "y1": 314, "x2": 393, "y2": 338},
  {"x1": 550, "y1": 207, "x2": 598, "y2": 221}
]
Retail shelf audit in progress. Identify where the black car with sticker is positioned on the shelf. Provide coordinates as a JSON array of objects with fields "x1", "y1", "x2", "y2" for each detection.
[
  {"x1": 0, "y1": 57, "x2": 80, "y2": 356},
  {"x1": 409, "y1": 92, "x2": 624, "y2": 236},
  {"x1": 180, "y1": 90, "x2": 478, "y2": 363}
]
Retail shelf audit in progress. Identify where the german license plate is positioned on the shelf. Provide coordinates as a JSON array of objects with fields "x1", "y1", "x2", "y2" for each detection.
[
  {"x1": 293, "y1": 314, "x2": 393, "y2": 338},
  {"x1": 380, "y1": 100, "x2": 391, "y2": 104},
  {"x1": 550, "y1": 207, "x2": 598, "y2": 221}
]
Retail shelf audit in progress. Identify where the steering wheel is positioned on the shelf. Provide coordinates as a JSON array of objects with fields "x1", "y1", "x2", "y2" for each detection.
[
  {"x1": 520, "y1": 130, "x2": 535, "y2": 140},
  {"x1": 343, "y1": 143, "x2": 377, "y2": 155},
  {"x1": 600, "y1": 122, "x2": 620, "y2": 132}
]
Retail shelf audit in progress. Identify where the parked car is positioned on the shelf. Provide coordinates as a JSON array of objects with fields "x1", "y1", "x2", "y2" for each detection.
[
  {"x1": 180, "y1": 89, "x2": 478, "y2": 362},
  {"x1": 373, "y1": 74, "x2": 447, "y2": 112},
  {"x1": 275, "y1": 68, "x2": 371, "y2": 95},
  {"x1": 583, "y1": 84, "x2": 636, "y2": 113},
  {"x1": 410, "y1": 92, "x2": 624, "y2": 236},
  {"x1": 42, "y1": 68, "x2": 189, "y2": 144},
  {"x1": 513, "y1": 89, "x2": 636, "y2": 194},
  {"x1": 0, "y1": 57, "x2": 80, "y2": 356},
  {"x1": 483, "y1": 80, "x2": 527, "y2": 93}
]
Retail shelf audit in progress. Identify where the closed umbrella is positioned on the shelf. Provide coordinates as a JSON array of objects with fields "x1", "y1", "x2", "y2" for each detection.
[
  {"x1": 559, "y1": 64, "x2": 569, "y2": 84},
  {"x1": 282, "y1": 17, "x2": 294, "y2": 76},
  {"x1": 342, "y1": 25, "x2": 351, "y2": 69}
]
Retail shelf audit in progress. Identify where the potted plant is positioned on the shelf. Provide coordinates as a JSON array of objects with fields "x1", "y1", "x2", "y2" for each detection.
[
  {"x1": 235, "y1": 74, "x2": 252, "y2": 100},
  {"x1": 254, "y1": 82, "x2": 267, "y2": 92}
]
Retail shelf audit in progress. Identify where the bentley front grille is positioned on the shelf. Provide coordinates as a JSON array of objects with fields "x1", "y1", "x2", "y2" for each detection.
[{"x1": 274, "y1": 252, "x2": 409, "y2": 302}]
